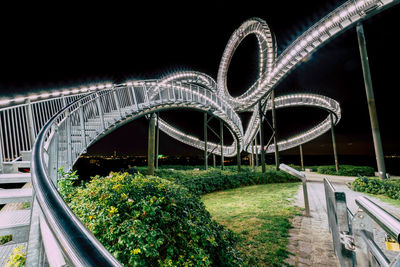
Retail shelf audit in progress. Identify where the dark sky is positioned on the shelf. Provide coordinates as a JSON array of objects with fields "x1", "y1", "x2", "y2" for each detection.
[{"x1": 1, "y1": 1, "x2": 399, "y2": 157}]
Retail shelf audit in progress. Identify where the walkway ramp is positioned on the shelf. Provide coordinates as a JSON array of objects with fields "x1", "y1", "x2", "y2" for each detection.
[{"x1": 286, "y1": 173, "x2": 400, "y2": 266}]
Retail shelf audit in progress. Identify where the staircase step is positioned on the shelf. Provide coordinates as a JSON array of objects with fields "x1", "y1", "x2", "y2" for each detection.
[
  {"x1": 0, "y1": 173, "x2": 31, "y2": 184},
  {"x1": 0, "y1": 243, "x2": 26, "y2": 266},
  {"x1": 2, "y1": 161, "x2": 31, "y2": 173},
  {"x1": 0, "y1": 210, "x2": 30, "y2": 238},
  {"x1": 0, "y1": 188, "x2": 33, "y2": 204}
]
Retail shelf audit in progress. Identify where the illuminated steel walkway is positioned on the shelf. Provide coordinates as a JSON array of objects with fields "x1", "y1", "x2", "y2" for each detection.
[{"x1": 0, "y1": 0, "x2": 398, "y2": 265}]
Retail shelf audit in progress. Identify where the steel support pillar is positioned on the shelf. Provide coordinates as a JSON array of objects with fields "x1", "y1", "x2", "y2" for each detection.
[
  {"x1": 330, "y1": 113, "x2": 339, "y2": 173},
  {"x1": 271, "y1": 90, "x2": 280, "y2": 170},
  {"x1": 236, "y1": 140, "x2": 241, "y2": 172},
  {"x1": 204, "y1": 113, "x2": 208, "y2": 170},
  {"x1": 251, "y1": 142, "x2": 254, "y2": 171},
  {"x1": 148, "y1": 113, "x2": 156, "y2": 175},
  {"x1": 251, "y1": 141, "x2": 257, "y2": 171},
  {"x1": 299, "y1": 144, "x2": 304, "y2": 171},
  {"x1": 213, "y1": 154, "x2": 216, "y2": 168},
  {"x1": 255, "y1": 135, "x2": 259, "y2": 167},
  {"x1": 356, "y1": 23, "x2": 386, "y2": 179},
  {"x1": 220, "y1": 120, "x2": 224, "y2": 170},
  {"x1": 155, "y1": 113, "x2": 159, "y2": 170},
  {"x1": 258, "y1": 101, "x2": 266, "y2": 173}
]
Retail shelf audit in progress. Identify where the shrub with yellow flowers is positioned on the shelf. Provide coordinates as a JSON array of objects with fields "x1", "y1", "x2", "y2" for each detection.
[{"x1": 66, "y1": 172, "x2": 244, "y2": 266}]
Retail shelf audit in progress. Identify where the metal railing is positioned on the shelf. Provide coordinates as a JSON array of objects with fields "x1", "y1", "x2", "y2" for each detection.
[
  {"x1": 0, "y1": 93, "x2": 88, "y2": 172},
  {"x1": 243, "y1": 93, "x2": 341, "y2": 154},
  {"x1": 324, "y1": 178, "x2": 400, "y2": 266},
  {"x1": 279, "y1": 163, "x2": 310, "y2": 216},
  {"x1": 27, "y1": 83, "x2": 244, "y2": 265}
]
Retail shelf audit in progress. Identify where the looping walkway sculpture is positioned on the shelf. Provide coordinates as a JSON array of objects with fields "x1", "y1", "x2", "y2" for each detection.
[{"x1": 0, "y1": 0, "x2": 397, "y2": 265}]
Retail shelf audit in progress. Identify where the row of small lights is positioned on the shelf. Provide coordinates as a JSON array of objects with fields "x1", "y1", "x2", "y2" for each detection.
[
  {"x1": 243, "y1": 93, "x2": 341, "y2": 152},
  {"x1": 159, "y1": 118, "x2": 238, "y2": 156},
  {"x1": 0, "y1": 83, "x2": 113, "y2": 107},
  {"x1": 230, "y1": 0, "x2": 390, "y2": 111}
]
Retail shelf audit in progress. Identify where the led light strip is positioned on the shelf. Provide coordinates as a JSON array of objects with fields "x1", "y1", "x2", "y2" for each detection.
[
  {"x1": 0, "y1": 83, "x2": 113, "y2": 106},
  {"x1": 2, "y1": 0, "x2": 396, "y2": 159},
  {"x1": 217, "y1": 0, "x2": 396, "y2": 111}
]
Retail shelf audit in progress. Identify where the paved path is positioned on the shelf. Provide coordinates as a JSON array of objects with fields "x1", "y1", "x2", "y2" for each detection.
[{"x1": 285, "y1": 172, "x2": 400, "y2": 266}]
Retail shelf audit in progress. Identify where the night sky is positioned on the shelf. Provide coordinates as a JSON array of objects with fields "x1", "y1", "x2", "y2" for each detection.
[{"x1": 1, "y1": 1, "x2": 400, "y2": 158}]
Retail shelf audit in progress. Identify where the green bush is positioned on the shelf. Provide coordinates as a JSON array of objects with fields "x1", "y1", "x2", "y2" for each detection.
[
  {"x1": 317, "y1": 165, "x2": 374, "y2": 176},
  {"x1": 0, "y1": 235, "x2": 12, "y2": 245},
  {"x1": 148, "y1": 168, "x2": 298, "y2": 195},
  {"x1": 352, "y1": 176, "x2": 400, "y2": 200},
  {"x1": 68, "y1": 172, "x2": 244, "y2": 266}
]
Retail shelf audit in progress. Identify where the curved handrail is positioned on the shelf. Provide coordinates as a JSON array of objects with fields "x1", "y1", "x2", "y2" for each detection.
[
  {"x1": 30, "y1": 82, "x2": 245, "y2": 265},
  {"x1": 31, "y1": 93, "x2": 122, "y2": 266}
]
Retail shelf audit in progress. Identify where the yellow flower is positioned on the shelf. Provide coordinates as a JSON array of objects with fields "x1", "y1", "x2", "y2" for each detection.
[
  {"x1": 131, "y1": 248, "x2": 141, "y2": 255},
  {"x1": 108, "y1": 206, "x2": 118, "y2": 216},
  {"x1": 88, "y1": 215, "x2": 95, "y2": 220}
]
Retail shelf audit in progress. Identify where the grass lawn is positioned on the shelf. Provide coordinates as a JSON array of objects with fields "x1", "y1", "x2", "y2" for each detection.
[
  {"x1": 363, "y1": 192, "x2": 400, "y2": 208},
  {"x1": 202, "y1": 183, "x2": 302, "y2": 266}
]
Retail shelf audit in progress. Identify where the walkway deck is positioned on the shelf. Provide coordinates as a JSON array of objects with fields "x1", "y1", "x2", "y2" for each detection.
[{"x1": 286, "y1": 172, "x2": 400, "y2": 266}]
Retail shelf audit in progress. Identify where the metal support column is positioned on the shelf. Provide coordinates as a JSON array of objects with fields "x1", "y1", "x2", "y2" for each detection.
[
  {"x1": 148, "y1": 113, "x2": 156, "y2": 175},
  {"x1": 356, "y1": 23, "x2": 387, "y2": 179},
  {"x1": 251, "y1": 142, "x2": 254, "y2": 171},
  {"x1": 236, "y1": 140, "x2": 241, "y2": 172},
  {"x1": 255, "y1": 135, "x2": 259, "y2": 167},
  {"x1": 213, "y1": 154, "x2": 216, "y2": 168},
  {"x1": 220, "y1": 120, "x2": 224, "y2": 170},
  {"x1": 258, "y1": 101, "x2": 266, "y2": 173},
  {"x1": 330, "y1": 113, "x2": 339, "y2": 173},
  {"x1": 300, "y1": 144, "x2": 304, "y2": 171},
  {"x1": 155, "y1": 113, "x2": 159, "y2": 170},
  {"x1": 271, "y1": 90, "x2": 280, "y2": 170},
  {"x1": 204, "y1": 113, "x2": 208, "y2": 170}
]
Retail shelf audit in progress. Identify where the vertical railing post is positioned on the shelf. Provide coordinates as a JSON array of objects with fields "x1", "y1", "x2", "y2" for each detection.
[
  {"x1": 66, "y1": 109, "x2": 72, "y2": 171},
  {"x1": 49, "y1": 124, "x2": 59, "y2": 186},
  {"x1": 127, "y1": 85, "x2": 135, "y2": 108},
  {"x1": 79, "y1": 101, "x2": 87, "y2": 153},
  {"x1": 220, "y1": 120, "x2": 224, "y2": 170},
  {"x1": 258, "y1": 101, "x2": 266, "y2": 173},
  {"x1": 155, "y1": 112, "x2": 159, "y2": 170},
  {"x1": 271, "y1": 90, "x2": 280, "y2": 170},
  {"x1": 148, "y1": 113, "x2": 156, "y2": 175},
  {"x1": 330, "y1": 113, "x2": 339, "y2": 173},
  {"x1": 300, "y1": 144, "x2": 304, "y2": 171},
  {"x1": 204, "y1": 113, "x2": 208, "y2": 170},
  {"x1": 356, "y1": 23, "x2": 386, "y2": 179},
  {"x1": 131, "y1": 87, "x2": 140, "y2": 111},
  {"x1": 26, "y1": 199, "x2": 42, "y2": 267},
  {"x1": 113, "y1": 87, "x2": 122, "y2": 119},
  {"x1": 95, "y1": 93, "x2": 105, "y2": 131},
  {"x1": 26, "y1": 99, "x2": 36, "y2": 148}
]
